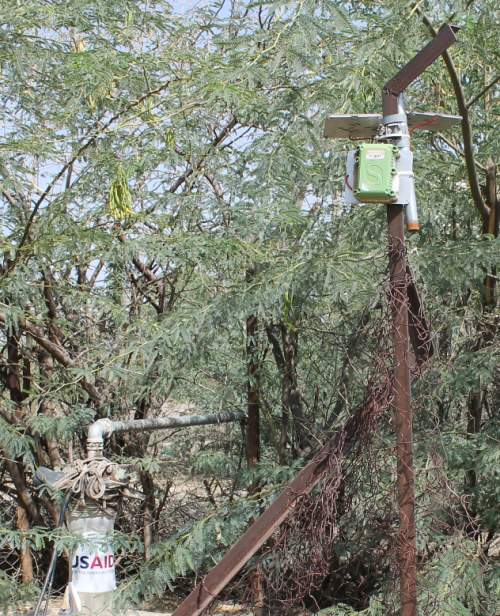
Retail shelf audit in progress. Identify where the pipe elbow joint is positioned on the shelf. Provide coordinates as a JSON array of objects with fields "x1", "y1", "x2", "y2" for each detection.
[
  {"x1": 88, "y1": 418, "x2": 113, "y2": 440},
  {"x1": 87, "y1": 419, "x2": 113, "y2": 457}
]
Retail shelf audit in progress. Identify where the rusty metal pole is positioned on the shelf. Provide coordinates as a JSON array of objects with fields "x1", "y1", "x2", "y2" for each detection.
[
  {"x1": 381, "y1": 30, "x2": 460, "y2": 615},
  {"x1": 387, "y1": 204, "x2": 417, "y2": 616}
]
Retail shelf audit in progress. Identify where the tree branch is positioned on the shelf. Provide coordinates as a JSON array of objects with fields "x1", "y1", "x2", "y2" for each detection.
[
  {"x1": 418, "y1": 11, "x2": 490, "y2": 222},
  {"x1": 265, "y1": 325, "x2": 285, "y2": 370},
  {"x1": 169, "y1": 116, "x2": 237, "y2": 194},
  {"x1": 435, "y1": 133, "x2": 486, "y2": 172},
  {"x1": 467, "y1": 75, "x2": 500, "y2": 109},
  {"x1": 0, "y1": 187, "x2": 17, "y2": 208},
  {"x1": 204, "y1": 172, "x2": 225, "y2": 198},
  {"x1": 0, "y1": 307, "x2": 100, "y2": 402},
  {"x1": 129, "y1": 273, "x2": 162, "y2": 313},
  {"x1": 118, "y1": 235, "x2": 166, "y2": 311},
  {"x1": 88, "y1": 261, "x2": 104, "y2": 288},
  {"x1": 5, "y1": 458, "x2": 45, "y2": 527}
]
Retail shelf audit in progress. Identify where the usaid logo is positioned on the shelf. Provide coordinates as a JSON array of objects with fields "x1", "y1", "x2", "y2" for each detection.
[
  {"x1": 70, "y1": 525, "x2": 116, "y2": 594},
  {"x1": 72, "y1": 546, "x2": 116, "y2": 593},
  {"x1": 72, "y1": 554, "x2": 115, "y2": 570}
]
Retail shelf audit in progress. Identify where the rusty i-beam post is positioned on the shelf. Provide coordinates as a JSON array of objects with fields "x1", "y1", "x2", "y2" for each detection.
[
  {"x1": 382, "y1": 26, "x2": 459, "y2": 616},
  {"x1": 387, "y1": 204, "x2": 416, "y2": 616}
]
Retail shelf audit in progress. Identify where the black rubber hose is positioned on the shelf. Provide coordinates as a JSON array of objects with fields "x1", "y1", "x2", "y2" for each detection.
[{"x1": 33, "y1": 489, "x2": 74, "y2": 616}]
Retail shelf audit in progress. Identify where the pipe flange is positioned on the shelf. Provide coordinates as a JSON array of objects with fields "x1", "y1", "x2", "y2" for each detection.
[
  {"x1": 86, "y1": 439, "x2": 104, "y2": 459},
  {"x1": 86, "y1": 439, "x2": 103, "y2": 450}
]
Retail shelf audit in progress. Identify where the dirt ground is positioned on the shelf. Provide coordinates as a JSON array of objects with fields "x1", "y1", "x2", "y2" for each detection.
[{"x1": 11, "y1": 599, "x2": 253, "y2": 616}]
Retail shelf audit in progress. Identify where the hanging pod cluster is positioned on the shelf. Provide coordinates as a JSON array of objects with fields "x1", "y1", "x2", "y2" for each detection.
[{"x1": 109, "y1": 167, "x2": 134, "y2": 221}]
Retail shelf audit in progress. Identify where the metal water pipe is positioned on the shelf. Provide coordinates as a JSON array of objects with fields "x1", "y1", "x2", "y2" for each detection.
[{"x1": 87, "y1": 411, "x2": 246, "y2": 457}]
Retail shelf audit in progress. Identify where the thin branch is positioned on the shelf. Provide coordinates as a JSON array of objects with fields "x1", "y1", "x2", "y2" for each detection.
[
  {"x1": 466, "y1": 75, "x2": 500, "y2": 109},
  {"x1": 435, "y1": 133, "x2": 486, "y2": 172},
  {"x1": 169, "y1": 116, "x2": 237, "y2": 193},
  {"x1": 65, "y1": 163, "x2": 73, "y2": 190},
  {"x1": 88, "y1": 260, "x2": 104, "y2": 288},
  {"x1": 129, "y1": 273, "x2": 162, "y2": 313},
  {"x1": 154, "y1": 481, "x2": 173, "y2": 522},
  {"x1": 204, "y1": 172, "x2": 225, "y2": 198},
  {"x1": 418, "y1": 10, "x2": 490, "y2": 222},
  {"x1": 0, "y1": 187, "x2": 17, "y2": 207},
  {"x1": 0, "y1": 404, "x2": 24, "y2": 427},
  {"x1": 118, "y1": 237, "x2": 166, "y2": 311}
]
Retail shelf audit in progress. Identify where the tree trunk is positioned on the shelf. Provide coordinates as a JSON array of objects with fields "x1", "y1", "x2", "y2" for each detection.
[
  {"x1": 464, "y1": 159, "x2": 498, "y2": 520},
  {"x1": 141, "y1": 470, "x2": 156, "y2": 561},
  {"x1": 39, "y1": 350, "x2": 65, "y2": 468},
  {"x1": 279, "y1": 386, "x2": 290, "y2": 465},
  {"x1": 266, "y1": 323, "x2": 312, "y2": 460},
  {"x1": 247, "y1": 314, "x2": 260, "y2": 473},
  {"x1": 483, "y1": 158, "x2": 499, "y2": 307},
  {"x1": 134, "y1": 397, "x2": 156, "y2": 561},
  {"x1": 7, "y1": 334, "x2": 24, "y2": 405},
  {"x1": 17, "y1": 503, "x2": 34, "y2": 583},
  {"x1": 6, "y1": 458, "x2": 45, "y2": 528},
  {"x1": 466, "y1": 389, "x2": 484, "y2": 499},
  {"x1": 246, "y1": 267, "x2": 260, "y2": 478},
  {"x1": 280, "y1": 324, "x2": 312, "y2": 458},
  {"x1": 246, "y1": 291, "x2": 263, "y2": 606},
  {"x1": 6, "y1": 333, "x2": 37, "y2": 580}
]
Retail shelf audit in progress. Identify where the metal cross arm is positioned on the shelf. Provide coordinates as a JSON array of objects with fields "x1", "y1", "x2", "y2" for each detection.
[
  {"x1": 324, "y1": 24, "x2": 461, "y2": 140},
  {"x1": 383, "y1": 25, "x2": 460, "y2": 115}
]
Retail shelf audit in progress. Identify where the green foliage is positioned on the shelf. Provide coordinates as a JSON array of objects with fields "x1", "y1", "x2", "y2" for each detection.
[
  {"x1": 0, "y1": 0, "x2": 500, "y2": 611},
  {"x1": 0, "y1": 570, "x2": 38, "y2": 607},
  {"x1": 315, "y1": 597, "x2": 386, "y2": 616}
]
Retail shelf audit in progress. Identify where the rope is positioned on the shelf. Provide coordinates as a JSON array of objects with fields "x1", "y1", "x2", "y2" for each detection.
[{"x1": 53, "y1": 457, "x2": 127, "y2": 501}]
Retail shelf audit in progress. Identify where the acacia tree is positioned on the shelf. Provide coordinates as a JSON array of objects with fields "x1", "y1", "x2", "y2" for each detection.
[{"x1": 0, "y1": 0, "x2": 500, "y2": 613}]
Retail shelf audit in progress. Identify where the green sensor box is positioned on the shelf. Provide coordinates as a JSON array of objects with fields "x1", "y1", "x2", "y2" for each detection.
[{"x1": 353, "y1": 143, "x2": 399, "y2": 203}]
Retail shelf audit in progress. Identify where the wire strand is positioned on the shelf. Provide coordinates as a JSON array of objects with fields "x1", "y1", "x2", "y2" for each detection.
[{"x1": 409, "y1": 115, "x2": 439, "y2": 135}]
